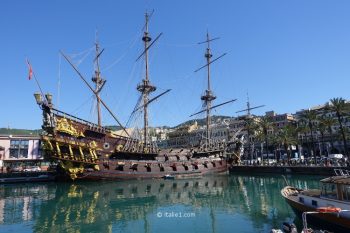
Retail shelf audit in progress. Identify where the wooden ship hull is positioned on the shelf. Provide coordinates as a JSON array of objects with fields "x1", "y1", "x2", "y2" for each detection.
[
  {"x1": 40, "y1": 107, "x2": 228, "y2": 180},
  {"x1": 281, "y1": 185, "x2": 350, "y2": 231}
]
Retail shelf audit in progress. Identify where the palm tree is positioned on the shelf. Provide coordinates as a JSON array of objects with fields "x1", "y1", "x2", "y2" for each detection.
[
  {"x1": 299, "y1": 109, "x2": 318, "y2": 163},
  {"x1": 323, "y1": 116, "x2": 336, "y2": 152},
  {"x1": 256, "y1": 116, "x2": 274, "y2": 164},
  {"x1": 329, "y1": 98, "x2": 350, "y2": 157},
  {"x1": 243, "y1": 116, "x2": 259, "y2": 163},
  {"x1": 317, "y1": 118, "x2": 327, "y2": 156},
  {"x1": 296, "y1": 120, "x2": 310, "y2": 159},
  {"x1": 318, "y1": 115, "x2": 337, "y2": 154},
  {"x1": 276, "y1": 124, "x2": 298, "y2": 164},
  {"x1": 269, "y1": 134, "x2": 280, "y2": 162}
]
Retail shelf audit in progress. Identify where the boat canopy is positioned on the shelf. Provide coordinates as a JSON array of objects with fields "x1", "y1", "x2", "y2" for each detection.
[{"x1": 321, "y1": 176, "x2": 350, "y2": 185}]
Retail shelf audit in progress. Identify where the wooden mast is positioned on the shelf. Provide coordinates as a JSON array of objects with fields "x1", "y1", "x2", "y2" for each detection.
[
  {"x1": 137, "y1": 12, "x2": 156, "y2": 151},
  {"x1": 92, "y1": 35, "x2": 105, "y2": 127},
  {"x1": 236, "y1": 94, "x2": 265, "y2": 161},
  {"x1": 193, "y1": 33, "x2": 229, "y2": 150},
  {"x1": 201, "y1": 32, "x2": 216, "y2": 149},
  {"x1": 60, "y1": 51, "x2": 130, "y2": 137}
]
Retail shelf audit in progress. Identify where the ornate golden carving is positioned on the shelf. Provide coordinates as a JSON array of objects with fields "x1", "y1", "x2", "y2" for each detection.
[
  {"x1": 56, "y1": 142, "x2": 61, "y2": 156},
  {"x1": 89, "y1": 141, "x2": 97, "y2": 149},
  {"x1": 56, "y1": 118, "x2": 85, "y2": 138},
  {"x1": 42, "y1": 140, "x2": 53, "y2": 150},
  {"x1": 116, "y1": 144, "x2": 123, "y2": 152}
]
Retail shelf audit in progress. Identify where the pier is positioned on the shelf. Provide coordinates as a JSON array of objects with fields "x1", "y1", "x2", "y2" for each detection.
[{"x1": 229, "y1": 165, "x2": 346, "y2": 176}]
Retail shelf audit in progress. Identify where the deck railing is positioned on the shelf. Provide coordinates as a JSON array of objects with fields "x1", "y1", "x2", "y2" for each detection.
[{"x1": 334, "y1": 169, "x2": 350, "y2": 176}]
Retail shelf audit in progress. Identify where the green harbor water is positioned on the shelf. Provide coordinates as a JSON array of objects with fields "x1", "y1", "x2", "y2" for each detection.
[{"x1": 0, "y1": 174, "x2": 323, "y2": 233}]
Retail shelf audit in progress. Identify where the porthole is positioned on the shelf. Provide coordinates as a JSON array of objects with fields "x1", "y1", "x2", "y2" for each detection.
[{"x1": 103, "y1": 143, "x2": 110, "y2": 149}]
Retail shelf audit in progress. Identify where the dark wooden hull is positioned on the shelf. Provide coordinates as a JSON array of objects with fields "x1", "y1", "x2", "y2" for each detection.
[
  {"x1": 281, "y1": 186, "x2": 350, "y2": 232},
  {"x1": 75, "y1": 159, "x2": 228, "y2": 180},
  {"x1": 40, "y1": 107, "x2": 230, "y2": 180}
]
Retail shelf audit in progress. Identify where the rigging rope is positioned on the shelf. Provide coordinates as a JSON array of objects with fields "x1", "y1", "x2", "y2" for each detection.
[
  {"x1": 90, "y1": 96, "x2": 97, "y2": 123},
  {"x1": 56, "y1": 53, "x2": 61, "y2": 108},
  {"x1": 158, "y1": 42, "x2": 197, "y2": 48},
  {"x1": 102, "y1": 32, "x2": 140, "y2": 72},
  {"x1": 125, "y1": 94, "x2": 143, "y2": 128},
  {"x1": 71, "y1": 95, "x2": 94, "y2": 116},
  {"x1": 111, "y1": 60, "x2": 141, "y2": 115},
  {"x1": 68, "y1": 46, "x2": 95, "y2": 67},
  {"x1": 69, "y1": 46, "x2": 95, "y2": 58}
]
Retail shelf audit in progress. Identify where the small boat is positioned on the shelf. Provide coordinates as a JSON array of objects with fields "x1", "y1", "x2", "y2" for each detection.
[
  {"x1": 271, "y1": 213, "x2": 334, "y2": 233},
  {"x1": 281, "y1": 169, "x2": 350, "y2": 232},
  {"x1": 271, "y1": 222, "x2": 298, "y2": 233},
  {"x1": 0, "y1": 173, "x2": 56, "y2": 184},
  {"x1": 163, "y1": 174, "x2": 175, "y2": 180}
]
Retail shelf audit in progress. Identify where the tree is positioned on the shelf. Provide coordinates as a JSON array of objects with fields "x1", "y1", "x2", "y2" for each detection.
[
  {"x1": 329, "y1": 98, "x2": 350, "y2": 157},
  {"x1": 276, "y1": 124, "x2": 298, "y2": 164},
  {"x1": 299, "y1": 109, "x2": 317, "y2": 163},
  {"x1": 296, "y1": 120, "x2": 310, "y2": 159},
  {"x1": 269, "y1": 134, "x2": 281, "y2": 162},
  {"x1": 243, "y1": 116, "x2": 259, "y2": 163},
  {"x1": 317, "y1": 117, "x2": 327, "y2": 156},
  {"x1": 256, "y1": 116, "x2": 274, "y2": 165},
  {"x1": 318, "y1": 115, "x2": 337, "y2": 154}
]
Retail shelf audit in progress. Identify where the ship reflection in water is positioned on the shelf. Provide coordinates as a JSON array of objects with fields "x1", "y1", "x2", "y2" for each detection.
[{"x1": 0, "y1": 175, "x2": 321, "y2": 233}]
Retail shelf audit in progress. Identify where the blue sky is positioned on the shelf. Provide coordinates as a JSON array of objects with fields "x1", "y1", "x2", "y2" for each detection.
[{"x1": 1, "y1": 0, "x2": 350, "y2": 129}]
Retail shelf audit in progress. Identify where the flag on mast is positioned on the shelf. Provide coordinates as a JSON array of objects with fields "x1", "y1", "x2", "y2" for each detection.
[{"x1": 26, "y1": 59, "x2": 33, "y2": 80}]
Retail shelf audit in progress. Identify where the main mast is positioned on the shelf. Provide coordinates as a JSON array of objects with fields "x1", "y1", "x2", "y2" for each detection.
[
  {"x1": 137, "y1": 12, "x2": 156, "y2": 151},
  {"x1": 201, "y1": 32, "x2": 216, "y2": 148},
  {"x1": 92, "y1": 37, "x2": 105, "y2": 127}
]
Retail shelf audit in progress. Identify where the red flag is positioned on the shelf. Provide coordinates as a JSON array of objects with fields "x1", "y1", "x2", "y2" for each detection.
[{"x1": 26, "y1": 59, "x2": 33, "y2": 80}]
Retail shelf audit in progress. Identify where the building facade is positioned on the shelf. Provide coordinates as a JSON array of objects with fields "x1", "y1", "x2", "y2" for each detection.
[
  {"x1": 295, "y1": 102, "x2": 350, "y2": 157},
  {"x1": 0, "y1": 135, "x2": 43, "y2": 168},
  {"x1": 158, "y1": 121, "x2": 232, "y2": 148}
]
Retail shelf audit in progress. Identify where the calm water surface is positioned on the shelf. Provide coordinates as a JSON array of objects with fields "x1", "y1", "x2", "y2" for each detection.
[{"x1": 0, "y1": 174, "x2": 323, "y2": 233}]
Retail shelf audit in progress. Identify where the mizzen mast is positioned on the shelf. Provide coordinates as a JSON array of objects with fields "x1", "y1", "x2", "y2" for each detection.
[
  {"x1": 236, "y1": 94, "x2": 265, "y2": 161},
  {"x1": 92, "y1": 35, "x2": 106, "y2": 127},
  {"x1": 137, "y1": 12, "x2": 156, "y2": 151}
]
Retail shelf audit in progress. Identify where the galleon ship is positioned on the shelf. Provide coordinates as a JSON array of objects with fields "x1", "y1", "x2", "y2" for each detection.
[{"x1": 34, "y1": 13, "x2": 236, "y2": 180}]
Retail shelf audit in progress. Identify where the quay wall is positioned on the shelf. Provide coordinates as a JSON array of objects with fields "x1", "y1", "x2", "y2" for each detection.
[{"x1": 229, "y1": 165, "x2": 348, "y2": 176}]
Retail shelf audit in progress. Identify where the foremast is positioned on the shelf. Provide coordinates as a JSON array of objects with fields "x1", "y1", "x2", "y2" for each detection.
[
  {"x1": 137, "y1": 12, "x2": 156, "y2": 152},
  {"x1": 92, "y1": 37, "x2": 106, "y2": 127}
]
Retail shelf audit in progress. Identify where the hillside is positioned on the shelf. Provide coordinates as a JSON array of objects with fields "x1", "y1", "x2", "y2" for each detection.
[
  {"x1": 0, "y1": 128, "x2": 41, "y2": 136},
  {"x1": 174, "y1": 115, "x2": 233, "y2": 128},
  {"x1": 0, "y1": 116, "x2": 230, "y2": 136}
]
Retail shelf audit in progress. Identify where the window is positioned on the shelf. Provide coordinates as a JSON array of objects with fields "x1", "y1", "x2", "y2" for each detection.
[
  {"x1": 321, "y1": 183, "x2": 337, "y2": 199},
  {"x1": 342, "y1": 186, "x2": 350, "y2": 201},
  {"x1": 9, "y1": 140, "x2": 29, "y2": 158},
  {"x1": 37, "y1": 140, "x2": 43, "y2": 158}
]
